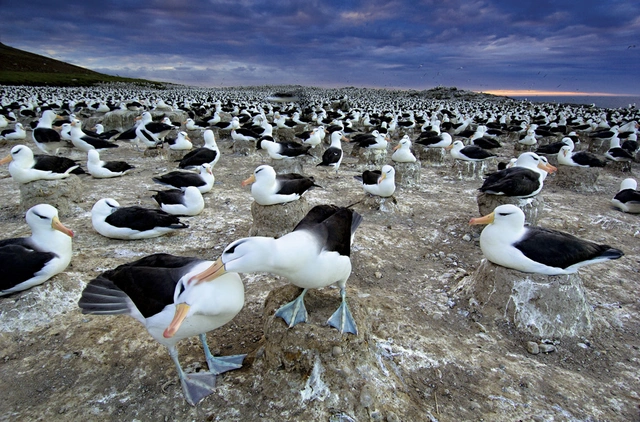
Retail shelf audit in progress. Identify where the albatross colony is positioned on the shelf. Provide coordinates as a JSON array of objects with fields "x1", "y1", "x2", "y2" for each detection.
[{"x1": 0, "y1": 83, "x2": 639, "y2": 421}]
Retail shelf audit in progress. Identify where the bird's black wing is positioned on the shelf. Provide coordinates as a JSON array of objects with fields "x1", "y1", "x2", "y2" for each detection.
[
  {"x1": 103, "y1": 161, "x2": 135, "y2": 173},
  {"x1": 572, "y1": 152, "x2": 606, "y2": 167},
  {"x1": 115, "y1": 127, "x2": 137, "y2": 140},
  {"x1": 361, "y1": 170, "x2": 382, "y2": 185},
  {"x1": 152, "y1": 189, "x2": 186, "y2": 206},
  {"x1": 0, "y1": 244, "x2": 56, "y2": 292},
  {"x1": 145, "y1": 122, "x2": 175, "y2": 133},
  {"x1": 614, "y1": 189, "x2": 640, "y2": 204},
  {"x1": 178, "y1": 148, "x2": 217, "y2": 168},
  {"x1": 535, "y1": 141, "x2": 564, "y2": 155},
  {"x1": 83, "y1": 136, "x2": 119, "y2": 149},
  {"x1": 33, "y1": 127, "x2": 61, "y2": 143},
  {"x1": 293, "y1": 205, "x2": 362, "y2": 256},
  {"x1": 106, "y1": 207, "x2": 188, "y2": 231},
  {"x1": 317, "y1": 147, "x2": 342, "y2": 166},
  {"x1": 33, "y1": 155, "x2": 84, "y2": 174},
  {"x1": 479, "y1": 168, "x2": 540, "y2": 196},
  {"x1": 515, "y1": 227, "x2": 622, "y2": 269},
  {"x1": 79, "y1": 254, "x2": 203, "y2": 318},
  {"x1": 153, "y1": 171, "x2": 204, "y2": 188},
  {"x1": 276, "y1": 175, "x2": 319, "y2": 195}
]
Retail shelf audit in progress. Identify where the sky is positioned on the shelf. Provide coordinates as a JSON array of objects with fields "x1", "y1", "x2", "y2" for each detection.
[{"x1": 1, "y1": 0, "x2": 639, "y2": 96}]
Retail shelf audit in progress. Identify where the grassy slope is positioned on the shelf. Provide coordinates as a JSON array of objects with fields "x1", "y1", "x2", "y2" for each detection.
[{"x1": 0, "y1": 42, "x2": 165, "y2": 87}]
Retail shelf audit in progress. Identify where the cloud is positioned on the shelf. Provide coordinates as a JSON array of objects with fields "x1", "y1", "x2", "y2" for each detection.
[{"x1": 1, "y1": 0, "x2": 639, "y2": 94}]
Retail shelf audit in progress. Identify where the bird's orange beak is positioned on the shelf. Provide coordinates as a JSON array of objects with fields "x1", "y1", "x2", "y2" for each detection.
[
  {"x1": 52, "y1": 216, "x2": 74, "y2": 237},
  {"x1": 241, "y1": 174, "x2": 256, "y2": 187},
  {"x1": 445, "y1": 144, "x2": 454, "y2": 150},
  {"x1": 539, "y1": 161, "x2": 557, "y2": 174},
  {"x1": 393, "y1": 143, "x2": 401, "y2": 151},
  {"x1": 0, "y1": 154, "x2": 12, "y2": 165},
  {"x1": 469, "y1": 211, "x2": 495, "y2": 225},
  {"x1": 163, "y1": 303, "x2": 190, "y2": 338},
  {"x1": 190, "y1": 257, "x2": 226, "y2": 285}
]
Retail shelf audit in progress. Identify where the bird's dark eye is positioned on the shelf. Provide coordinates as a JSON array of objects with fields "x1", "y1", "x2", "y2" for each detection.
[
  {"x1": 498, "y1": 212, "x2": 511, "y2": 216},
  {"x1": 255, "y1": 168, "x2": 263, "y2": 174},
  {"x1": 34, "y1": 212, "x2": 47, "y2": 219},
  {"x1": 178, "y1": 282, "x2": 186, "y2": 296},
  {"x1": 225, "y1": 239, "x2": 247, "y2": 255}
]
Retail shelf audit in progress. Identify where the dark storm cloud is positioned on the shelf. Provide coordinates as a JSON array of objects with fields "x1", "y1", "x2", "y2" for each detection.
[{"x1": 1, "y1": 0, "x2": 639, "y2": 94}]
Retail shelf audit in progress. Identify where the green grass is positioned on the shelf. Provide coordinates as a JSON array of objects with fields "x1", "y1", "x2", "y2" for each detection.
[{"x1": 0, "y1": 71, "x2": 166, "y2": 88}]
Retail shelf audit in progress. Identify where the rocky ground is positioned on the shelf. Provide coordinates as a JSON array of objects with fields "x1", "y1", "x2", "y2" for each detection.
[{"x1": 0, "y1": 106, "x2": 639, "y2": 422}]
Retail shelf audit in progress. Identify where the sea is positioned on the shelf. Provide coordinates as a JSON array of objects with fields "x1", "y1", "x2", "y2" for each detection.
[{"x1": 510, "y1": 95, "x2": 640, "y2": 110}]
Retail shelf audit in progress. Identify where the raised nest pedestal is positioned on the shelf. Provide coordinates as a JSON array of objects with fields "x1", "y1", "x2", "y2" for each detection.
[
  {"x1": 393, "y1": 161, "x2": 421, "y2": 187},
  {"x1": 249, "y1": 198, "x2": 310, "y2": 238},
  {"x1": 456, "y1": 260, "x2": 592, "y2": 338},
  {"x1": 417, "y1": 147, "x2": 448, "y2": 166},
  {"x1": 18, "y1": 175, "x2": 83, "y2": 217}
]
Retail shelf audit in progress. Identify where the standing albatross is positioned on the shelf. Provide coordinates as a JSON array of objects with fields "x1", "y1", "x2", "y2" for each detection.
[
  {"x1": 188, "y1": 204, "x2": 363, "y2": 334},
  {"x1": 78, "y1": 253, "x2": 245, "y2": 406}
]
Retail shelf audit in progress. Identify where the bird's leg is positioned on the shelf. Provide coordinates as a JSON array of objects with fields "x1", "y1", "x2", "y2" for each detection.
[
  {"x1": 198, "y1": 333, "x2": 246, "y2": 375},
  {"x1": 167, "y1": 346, "x2": 216, "y2": 406},
  {"x1": 274, "y1": 288, "x2": 309, "y2": 327},
  {"x1": 327, "y1": 286, "x2": 358, "y2": 335}
]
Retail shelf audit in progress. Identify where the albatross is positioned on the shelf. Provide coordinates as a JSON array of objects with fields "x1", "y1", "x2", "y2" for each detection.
[
  {"x1": 241, "y1": 164, "x2": 320, "y2": 206},
  {"x1": 0, "y1": 204, "x2": 74, "y2": 296},
  {"x1": 87, "y1": 149, "x2": 135, "y2": 178},
  {"x1": 354, "y1": 165, "x2": 396, "y2": 197},
  {"x1": 152, "y1": 163, "x2": 215, "y2": 193},
  {"x1": 188, "y1": 204, "x2": 363, "y2": 334},
  {"x1": 470, "y1": 204, "x2": 623, "y2": 275},
  {"x1": 78, "y1": 253, "x2": 245, "y2": 406},
  {"x1": 0, "y1": 144, "x2": 84, "y2": 183},
  {"x1": 91, "y1": 198, "x2": 189, "y2": 239},
  {"x1": 478, "y1": 152, "x2": 557, "y2": 198},
  {"x1": 611, "y1": 178, "x2": 640, "y2": 213}
]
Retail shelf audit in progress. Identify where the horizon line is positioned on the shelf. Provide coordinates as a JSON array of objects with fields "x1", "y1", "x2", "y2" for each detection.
[{"x1": 478, "y1": 89, "x2": 639, "y2": 97}]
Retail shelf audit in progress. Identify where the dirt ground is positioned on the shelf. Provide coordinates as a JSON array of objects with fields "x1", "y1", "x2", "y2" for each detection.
[{"x1": 0, "y1": 98, "x2": 639, "y2": 421}]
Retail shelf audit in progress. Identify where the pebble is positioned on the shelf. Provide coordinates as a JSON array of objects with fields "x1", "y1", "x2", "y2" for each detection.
[
  {"x1": 375, "y1": 271, "x2": 383, "y2": 279},
  {"x1": 332, "y1": 346, "x2": 343, "y2": 357},
  {"x1": 360, "y1": 384, "x2": 375, "y2": 408},
  {"x1": 526, "y1": 341, "x2": 540, "y2": 355},
  {"x1": 539, "y1": 343, "x2": 556, "y2": 353},
  {"x1": 462, "y1": 234, "x2": 471, "y2": 241},
  {"x1": 577, "y1": 342, "x2": 589, "y2": 349},
  {"x1": 386, "y1": 411, "x2": 400, "y2": 422}
]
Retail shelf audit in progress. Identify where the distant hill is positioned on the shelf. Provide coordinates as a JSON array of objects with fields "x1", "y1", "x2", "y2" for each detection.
[{"x1": 0, "y1": 42, "x2": 165, "y2": 87}]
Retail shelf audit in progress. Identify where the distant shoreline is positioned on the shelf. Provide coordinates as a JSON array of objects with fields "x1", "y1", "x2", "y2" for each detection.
[{"x1": 509, "y1": 95, "x2": 639, "y2": 109}]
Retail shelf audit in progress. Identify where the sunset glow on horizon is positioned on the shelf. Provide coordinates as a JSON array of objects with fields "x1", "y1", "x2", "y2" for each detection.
[{"x1": 478, "y1": 90, "x2": 632, "y2": 97}]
